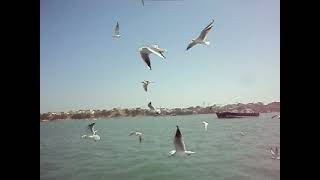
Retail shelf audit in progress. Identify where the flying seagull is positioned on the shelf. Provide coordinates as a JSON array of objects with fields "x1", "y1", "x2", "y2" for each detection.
[
  {"x1": 202, "y1": 121, "x2": 208, "y2": 131},
  {"x1": 112, "y1": 22, "x2": 121, "y2": 38},
  {"x1": 147, "y1": 102, "x2": 162, "y2": 115},
  {"x1": 272, "y1": 115, "x2": 280, "y2": 119},
  {"x1": 139, "y1": 44, "x2": 167, "y2": 70},
  {"x1": 81, "y1": 123, "x2": 101, "y2": 141},
  {"x1": 129, "y1": 131, "x2": 143, "y2": 143},
  {"x1": 186, "y1": 19, "x2": 214, "y2": 51},
  {"x1": 169, "y1": 126, "x2": 195, "y2": 157},
  {"x1": 141, "y1": 80, "x2": 154, "y2": 92}
]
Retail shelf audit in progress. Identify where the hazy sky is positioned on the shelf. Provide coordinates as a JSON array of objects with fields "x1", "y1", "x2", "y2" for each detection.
[{"x1": 40, "y1": 0, "x2": 280, "y2": 113}]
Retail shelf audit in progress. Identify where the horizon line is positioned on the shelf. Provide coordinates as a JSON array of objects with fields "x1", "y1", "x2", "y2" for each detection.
[{"x1": 40, "y1": 100, "x2": 280, "y2": 114}]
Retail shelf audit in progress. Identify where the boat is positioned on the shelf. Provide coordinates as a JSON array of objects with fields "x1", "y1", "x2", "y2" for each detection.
[
  {"x1": 216, "y1": 111, "x2": 259, "y2": 118},
  {"x1": 216, "y1": 108, "x2": 259, "y2": 118}
]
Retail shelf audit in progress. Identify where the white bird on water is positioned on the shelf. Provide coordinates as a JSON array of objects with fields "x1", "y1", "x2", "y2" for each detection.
[
  {"x1": 186, "y1": 19, "x2": 214, "y2": 51},
  {"x1": 112, "y1": 22, "x2": 121, "y2": 38},
  {"x1": 139, "y1": 44, "x2": 167, "y2": 70},
  {"x1": 81, "y1": 123, "x2": 101, "y2": 141},
  {"x1": 202, "y1": 121, "x2": 208, "y2": 131},
  {"x1": 141, "y1": 80, "x2": 154, "y2": 92},
  {"x1": 129, "y1": 131, "x2": 143, "y2": 143},
  {"x1": 169, "y1": 126, "x2": 195, "y2": 157}
]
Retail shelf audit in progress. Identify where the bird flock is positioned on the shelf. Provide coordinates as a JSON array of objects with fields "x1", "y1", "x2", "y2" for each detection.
[
  {"x1": 79, "y1": 1, "x2": 279, "y2": 159},
  {"x1": 109, "y1": 1, "x2": 215, "y2": 116},
  {"x1": 81, "y1": 116, "x2": 279, "y2": 159},
  {"x1": 78, "y1": 0, "x2": 216, "y2": 157}
]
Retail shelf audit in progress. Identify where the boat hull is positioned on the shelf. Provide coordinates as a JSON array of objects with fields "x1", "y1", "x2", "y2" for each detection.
[{"x1": 216, "y1": 112, "x2": 259, "y2": 118}]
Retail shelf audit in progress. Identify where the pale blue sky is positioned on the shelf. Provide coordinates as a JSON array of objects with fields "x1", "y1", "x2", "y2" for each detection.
[{"x1": 40, "y1": 0, "x2": 280, "y2": 113}]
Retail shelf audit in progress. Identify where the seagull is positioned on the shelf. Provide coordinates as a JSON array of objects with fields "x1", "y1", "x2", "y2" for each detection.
[
  {"x1": 129, "y1": 131, "x2": 143, "y2": 143},
  {"x1": 270, "y1": 147, "x2": 280, "y2": 160},
  {"x1": 88, "y1": 122, "x2": 98, "y2": 134},
  {"x1": 186, "y1": 19, "x2": 214, "y2": 51},
  {"x1": 148, "y1": 102, "x2": 155, "y2": 111},
  {"x1": 112, "y1": 22, "x2": 121, "y2": 38},
  {"x1": 240, "y1": 131, "x2": 246, "y2": 136},
  {"x1": 148, "y1": 102, "x2": 162, "y2": 115},
  {"x1": 202, "y1": 121, "x2": 208, "y2": 131},
  {"x1": 270, "y1": 148, "x2": 276, "y2": 156},
  {"x1": 169, "y1": 126, "x2": 195, "y2": 157},
  {"x1": 139, "y1": 44, "x2": 167, "y2": 70},
  {"x1": 272, "y1": 115, "x2": 280, "y2": 119},
  {"x1": 141, "y1": 80, "x2": 154, "y2": 92},
  {"x1": 81, "y1": 123, "x2": 100, "y2": 141}
]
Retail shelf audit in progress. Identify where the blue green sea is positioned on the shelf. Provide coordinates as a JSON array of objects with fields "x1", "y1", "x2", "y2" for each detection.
[{"x1": 40, "y1": 113, "x2": 280, "y2": 180}]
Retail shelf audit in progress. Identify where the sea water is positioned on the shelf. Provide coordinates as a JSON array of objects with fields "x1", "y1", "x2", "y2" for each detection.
[{"x1": 40, "y1": 113, "x2": 280, "y2": 180}]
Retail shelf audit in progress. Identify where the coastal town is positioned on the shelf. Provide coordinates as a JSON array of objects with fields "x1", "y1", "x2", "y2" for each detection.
[{"x1": 40, "y1": 102, "x2": 280, "y2": 121}]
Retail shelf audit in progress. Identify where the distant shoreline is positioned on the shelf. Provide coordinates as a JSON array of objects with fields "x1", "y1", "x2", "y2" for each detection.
[{"x1": 40, "y1": 102, "x2": 280, "y2": 122}]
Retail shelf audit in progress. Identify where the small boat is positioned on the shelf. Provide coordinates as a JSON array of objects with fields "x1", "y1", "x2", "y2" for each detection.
[{"x1": 216, "y1": 112, "x2": 259, "y2": 118}]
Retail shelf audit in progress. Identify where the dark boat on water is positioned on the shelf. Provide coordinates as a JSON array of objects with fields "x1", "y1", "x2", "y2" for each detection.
[{"x1": 216, "y1": 111, "x2": 259, "y2": 118}]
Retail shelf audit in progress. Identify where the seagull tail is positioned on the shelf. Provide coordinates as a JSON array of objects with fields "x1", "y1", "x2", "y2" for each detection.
[{"x1": 204, "y1": 41, "x2": 210, "y2": 46}]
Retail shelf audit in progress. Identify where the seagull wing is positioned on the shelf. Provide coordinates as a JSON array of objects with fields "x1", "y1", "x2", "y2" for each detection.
[
  {"x1": 88, "y1": 123, "x2": 96, "y2": 135},
  {"x1": 141, "y1": 0, "x2": 144, "y2": 6},
  {"x1": 270, "y1": 149, "x2": 276, "y2": 156},
  {"x1": 134, "y1": 132, "x2": 141, "y2": 135},
  {"x1": 114, "y1": 22, "x2": 120, "y2": 35},
  {"x1": 175, "y1": 137, "x2": 186, "y2": 152},
  {"x1": 198, "y1": 21, "x2": 213, "y2": 41},
  {"x1": 174, "y1": 127, "x2": 186, "y2": 152},
  {"x1": 147, "y1": 47, "x2": 166, "y2": 59},
  {"x1": 143, "y1": 83, "x2": 148, "y2": 92},
  {"x1": 129, "y1": 131, "x2": 135, "y2": 136},
  {"x1": 186, "y1": 41, "x2": 197, "y2": 51},
  {"x1": 140, "y1": 52, "x2": 151, "y2": 70},
  {"x1": 148, "y1": 102, "x2": 155, "y2": 110}
]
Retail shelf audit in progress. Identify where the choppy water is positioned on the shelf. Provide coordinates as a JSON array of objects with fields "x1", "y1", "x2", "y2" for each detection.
[{"x1": 40, "y1": 113, "x2": 280, "y2": 180}]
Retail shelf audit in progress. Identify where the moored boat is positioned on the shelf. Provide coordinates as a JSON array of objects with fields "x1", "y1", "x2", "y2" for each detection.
[
  {"x1": 216, "y1": 111, "x2": 259, "y2": 118},
  {"x1": 216, "y1": 112, "x2": 259, "y2": 118}
]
